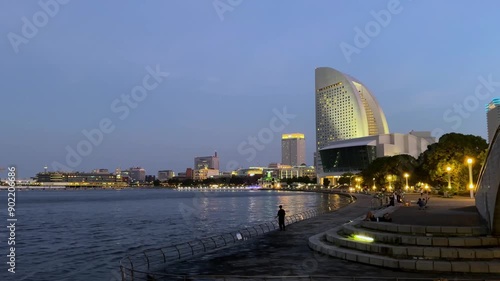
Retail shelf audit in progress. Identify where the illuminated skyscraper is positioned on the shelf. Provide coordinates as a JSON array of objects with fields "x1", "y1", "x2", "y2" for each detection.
[
  {"x1": 281, "y1": 133, "x2": 306, "y2": 166},
  {"x1": 487, "y1": 98, "x2": 500, "y2": 143},
  {"x1": 315, "y1": 67, "x2": 389, "y2": 151}
]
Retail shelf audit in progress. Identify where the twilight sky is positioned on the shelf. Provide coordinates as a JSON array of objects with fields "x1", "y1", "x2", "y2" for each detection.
[{"x1": 1, "y1": 0, "x2": 500, "y2": 178}]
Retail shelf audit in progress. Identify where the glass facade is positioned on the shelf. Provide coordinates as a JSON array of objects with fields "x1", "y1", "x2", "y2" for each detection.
[{"x1": 319, "y1": 145, "x2": 376, "y2": 173}]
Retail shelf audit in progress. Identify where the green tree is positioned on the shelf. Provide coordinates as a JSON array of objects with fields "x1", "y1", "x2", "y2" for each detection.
[
  {"x1": 361, "y1": 154, "x2": 418, "y2": 190},
  {"x1": 323, "y1": 178, "x2": 330, "y2": 187},
  {"x1": 338, "y1": 172, "x2": 354, "y2": 185},
  {"x1": 418, "y1": 133, "x2": 487, "y2": 194}
]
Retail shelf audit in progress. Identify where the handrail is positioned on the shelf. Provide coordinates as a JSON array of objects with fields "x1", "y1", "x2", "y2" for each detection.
[{"x1": 120, "y1": 193, "x2": 356, "y2": 281}]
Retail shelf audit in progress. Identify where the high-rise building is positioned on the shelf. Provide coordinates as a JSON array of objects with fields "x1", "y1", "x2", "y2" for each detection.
[
  {"x1": 194, "y1": 152, "x2": 219, "y2": 170},
  {"x1": 315, "y1": 67, "x2": 389, "y2": 151},
  {"x1": 281, "y1": 133, "x2": 306, "y2": 166},
  {"x1": 487, "y1": 98, "x2": 500, "y2": 143}
]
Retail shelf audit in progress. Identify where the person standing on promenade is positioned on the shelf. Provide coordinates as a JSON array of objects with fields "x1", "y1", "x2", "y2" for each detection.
[{"x1": 276, "y1": 205, "x2": 286, "y2": 231}]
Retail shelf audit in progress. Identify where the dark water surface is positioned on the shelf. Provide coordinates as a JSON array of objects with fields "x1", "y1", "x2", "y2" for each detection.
[{"x1": 0, "y1": 189, "x2": 349, "y2": 281}]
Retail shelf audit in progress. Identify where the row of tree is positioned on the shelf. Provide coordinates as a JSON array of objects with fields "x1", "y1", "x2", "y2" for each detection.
[
  {"x1": 152, "y1": 175, "x2": 264, "y2": 187},
  {"x1": 335, "y1": 133, "x2": 488, "y2": 195}
]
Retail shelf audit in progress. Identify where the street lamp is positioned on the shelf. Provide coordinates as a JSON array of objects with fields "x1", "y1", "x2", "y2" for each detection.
[
  {"x1": 387, "y1": 175, "x2": 392, "y2": 191},
  {"x1": 467, "y1": 158, "x2": 474, "y2": 199},
  {"x1": 372, "y1": 177, "x2": 376, "y2": 191},
  {"x1": 446, "y1": 166, "x2": 452, "y2": 190},
  {"x1": 404, "y1": 173, "x2": 409, "y2": 191},
  {"x1": 355, "y1": 177, "x2": 361, "y2": 189}
]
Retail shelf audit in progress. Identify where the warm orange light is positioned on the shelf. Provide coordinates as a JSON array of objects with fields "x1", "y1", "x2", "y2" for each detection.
[{"x1": 467, "y1": 158, "x2": 473, "y2": 164}]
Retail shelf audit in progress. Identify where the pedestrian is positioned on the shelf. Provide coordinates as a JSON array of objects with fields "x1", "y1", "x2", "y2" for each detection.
[{"x1": 276, "y1": 205, "x2": 286, "y2": 231}]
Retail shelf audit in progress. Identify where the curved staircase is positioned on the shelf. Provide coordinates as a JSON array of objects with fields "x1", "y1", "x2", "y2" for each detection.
[{"x1": 309, "y1": 207, "x2": 500, "y2": 273}]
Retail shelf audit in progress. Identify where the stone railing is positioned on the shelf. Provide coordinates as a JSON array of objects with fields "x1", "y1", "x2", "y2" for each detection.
[{"x1": 475, "y1": 124, "x2": 500, "y2": 235}]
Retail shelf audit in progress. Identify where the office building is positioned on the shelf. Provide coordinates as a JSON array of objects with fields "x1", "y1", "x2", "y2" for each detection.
[
  {"x1": 281, "y1": 133, "x2": 306, "y2": 166},
  {"x1": 487, "y1": 98, "x2": 500, "y2": 143},
  {"x1": 128, "y1": 167, "x2": 146, "y2": 183},
  {"x1": 194, "y1": 152, "x2": 219, "y2": 170}
]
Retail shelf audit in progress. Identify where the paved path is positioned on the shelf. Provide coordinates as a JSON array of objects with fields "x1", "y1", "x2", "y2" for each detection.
[
  {"x1": 161, "y1": 193, "x2": 498, "y2": 279},
  {"x1": 391, "y1": 193, "x2": 484, "y2": 226}
]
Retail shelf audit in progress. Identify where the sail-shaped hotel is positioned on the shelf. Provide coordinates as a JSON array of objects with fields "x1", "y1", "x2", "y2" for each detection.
[{"x1": 314, "y1": 67, "x2": 434, "y2": 184}]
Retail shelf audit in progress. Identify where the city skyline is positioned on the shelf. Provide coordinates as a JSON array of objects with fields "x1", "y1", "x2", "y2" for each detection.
[{"x1": 2, "y1": 1, "x2": 500, "y2": 178}]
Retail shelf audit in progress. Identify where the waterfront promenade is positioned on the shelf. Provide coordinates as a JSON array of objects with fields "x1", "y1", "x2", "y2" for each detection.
[{"x1": 165, "y1": 192, "x2": 499, "y2": 280}]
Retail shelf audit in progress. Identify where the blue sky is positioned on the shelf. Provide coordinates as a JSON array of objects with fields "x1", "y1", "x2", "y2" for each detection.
[{"x1": 1, "y1": 0, "x2": 500, "y2": 178}]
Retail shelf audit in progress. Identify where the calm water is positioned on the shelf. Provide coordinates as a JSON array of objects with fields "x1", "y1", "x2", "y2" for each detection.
[{"x1": 0, "y1": 189, "x2": 349, "y2": 281}]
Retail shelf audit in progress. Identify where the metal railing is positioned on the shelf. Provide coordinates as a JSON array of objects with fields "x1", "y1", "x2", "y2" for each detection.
[{"x1": 120, "y1": 197, "x2": 355, "y2": 281}]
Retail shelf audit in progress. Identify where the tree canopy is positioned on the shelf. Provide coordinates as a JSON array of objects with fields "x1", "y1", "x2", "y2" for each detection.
[{"x1": 359, "y1": 133, "x2": 487, "y2": 194}]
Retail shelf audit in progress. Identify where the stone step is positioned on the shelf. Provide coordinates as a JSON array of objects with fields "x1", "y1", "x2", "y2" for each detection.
[
  {"x1": 309, "y1": 232, "x2": 500, "y2": 273},
  {"x1": 359, "y1": 220, "x2": 488, "y2": 236},
  {"x1": 326, "y1": 228, "x2": 500, "y2": 260},
  {"x1": 339, "y1": 223, "x2": 500, "y2": 247}
]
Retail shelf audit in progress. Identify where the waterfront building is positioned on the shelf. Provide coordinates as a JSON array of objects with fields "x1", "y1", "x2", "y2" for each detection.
[
  {"x1": 487, "y1": 98, "x2": 500, "y2": 143},
  {"x1": 186, "y1": 168, "x2": 193, "y2": 179},
  {"x1": 35, "y1": 171, "x2": 127, "y2": 187},
  {"x1": 92, "y1": 168, "x2": 109, "y2": 174},
  {"x1": 158, "y1": 170, "x2": 175, "y2": 181},
  {"x1": 176, "y1": 168, "x2": 194, "y2": 181},
  {"x1": 314, "y1": 67, "x2": 436, "y2": 185},
  {"x1": 194, "y1": 152, "x2": 219, "y2": 170},
  {"x1": 318, "y1": 132, "x2": 435, "y2": 182},
  {"x1": 193, "y1": 168, "x2": 220, "y2": 181},
  {"x1": 279, "y1": 165, "x2": 316, "y2": 180},
  {"x1": 236, "y1": 167, "x2": 264, "y2": 177},
  {"x1": 128, "y1": 167, "x2": 146, "y2": 183},
  {"x1": 145, "y1": 175, "x2": 156, "y2": 183},
  {"x1": 315, "y1": 67, "x2": 389, "y2": 150},
  {"x1": 281, "y1": 133, "x2": 306, "y2": 166},
  {"x1": 315, "y1": 67, "x2": 390, "y2": 182}
]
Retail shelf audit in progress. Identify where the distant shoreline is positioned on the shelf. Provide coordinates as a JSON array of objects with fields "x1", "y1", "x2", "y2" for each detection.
[{"x1": 0, "y1": 186, "x2": 263, "y2": 191}]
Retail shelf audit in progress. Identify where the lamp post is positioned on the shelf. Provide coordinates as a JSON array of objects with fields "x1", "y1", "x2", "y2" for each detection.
[
  {"x1": 404, "y1": 173, "x2": 409, "y2": 191},
  {"x1": 372, "y1": 177, "x2": 376, "y2": 191},
  {"x1": 446, "y1": 166, "x2": 452, "y2": 190},
  {"x1": 467, "y1": 158, "x2": 474, "y2": 199},
  {"x1": 387, "y1": 175, "x2": 392, "y2": 191}
]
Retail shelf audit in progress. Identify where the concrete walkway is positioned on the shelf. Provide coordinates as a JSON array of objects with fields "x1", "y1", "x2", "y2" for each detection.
[
  {"x1": 165, "y1": 193, "x2": 497, "y2": 279},
  {"x1": 393, "y1": 194, "x2": 484, "y2": 226}
]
